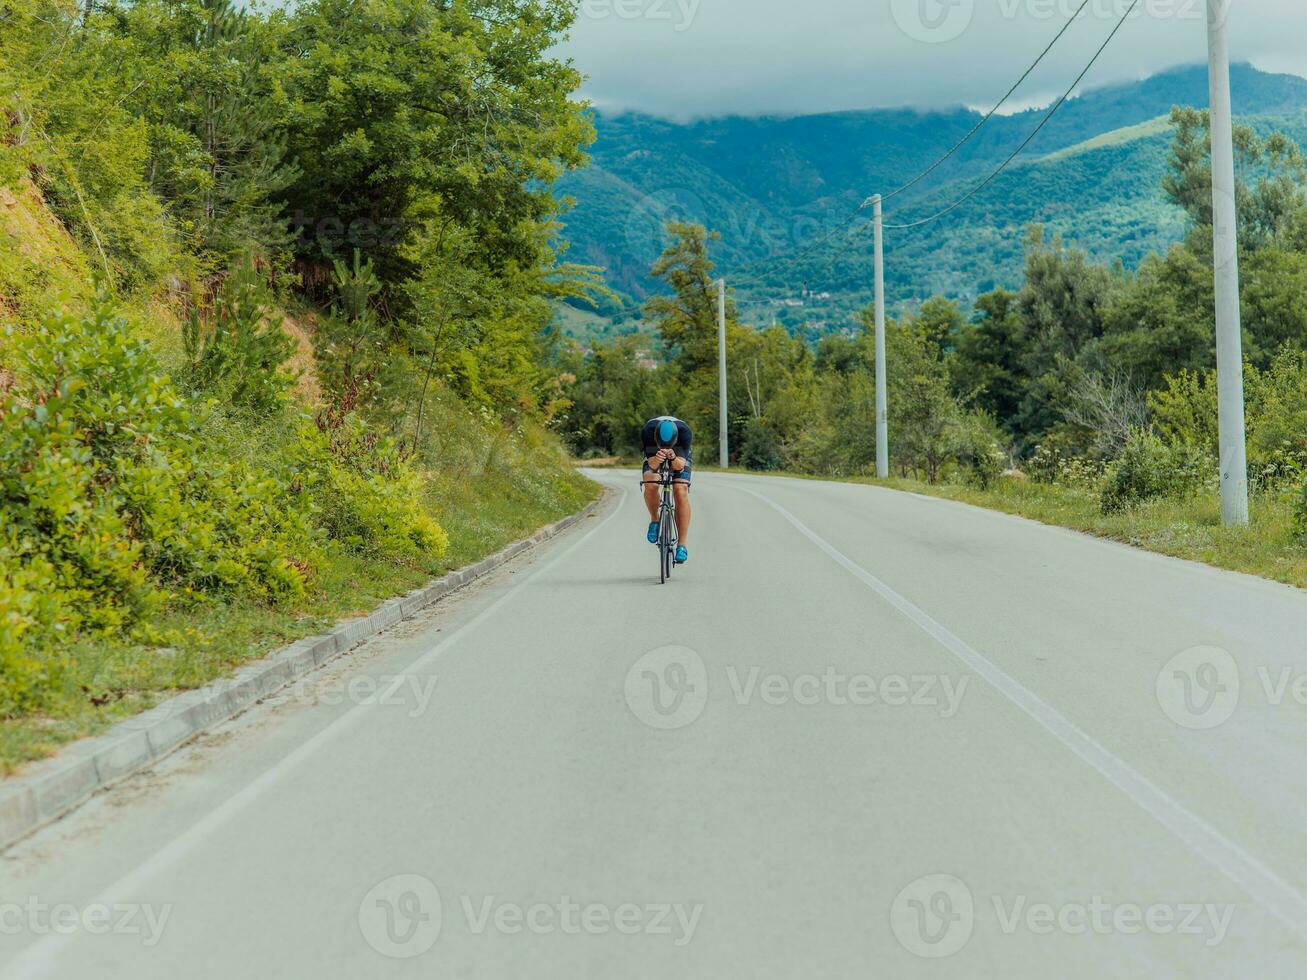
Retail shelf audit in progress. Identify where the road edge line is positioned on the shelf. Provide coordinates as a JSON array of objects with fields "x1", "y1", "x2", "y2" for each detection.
[
  {"x1": 0, "y1": 489, "x2": 613, "y2": 853},
  {"x1": 737, "y1": 484, "x2": 1307, "y2": 942}
]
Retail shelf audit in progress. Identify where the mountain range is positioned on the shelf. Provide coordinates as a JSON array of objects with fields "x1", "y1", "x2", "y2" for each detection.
[{"x1": 552, "y1": 64, "x2": 1307, "y2": 339}]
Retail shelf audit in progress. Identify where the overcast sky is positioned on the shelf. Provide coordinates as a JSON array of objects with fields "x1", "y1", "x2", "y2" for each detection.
[{"x1": 556, "y1": 0, "x2": 1307, "y2": 120}]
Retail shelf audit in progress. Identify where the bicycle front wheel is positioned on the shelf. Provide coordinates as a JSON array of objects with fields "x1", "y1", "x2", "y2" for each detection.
[{"x1": 659, "y1": 507, "x2": 673, "y2": 584}]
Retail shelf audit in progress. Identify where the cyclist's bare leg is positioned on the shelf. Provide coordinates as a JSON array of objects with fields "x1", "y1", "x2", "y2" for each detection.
[
  {"x1": 642, "y1": 480, "x2": 660, "y2": 521},
  {"x1": 673, "y1": 483, "x2": 691, "y2": 544}
]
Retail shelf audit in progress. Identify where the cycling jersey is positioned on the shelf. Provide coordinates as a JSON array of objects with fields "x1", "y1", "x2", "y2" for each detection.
[{"x1": 641, "y1": 416, "x2": 693, "y2": 484}]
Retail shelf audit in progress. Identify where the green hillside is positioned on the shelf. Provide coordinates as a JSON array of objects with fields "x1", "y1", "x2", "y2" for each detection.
[
  {"x1": 1038, "y1": 115, "x2": 1172, "y2": 163},
  {"x1": 555, "y1": 64, "x2": 1307, "y2": 335}
]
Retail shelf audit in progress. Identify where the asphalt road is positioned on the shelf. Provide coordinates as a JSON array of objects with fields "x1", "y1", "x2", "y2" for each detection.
[{"x1": 4, "y1": 470, "x2": 1307, "y2": 978}]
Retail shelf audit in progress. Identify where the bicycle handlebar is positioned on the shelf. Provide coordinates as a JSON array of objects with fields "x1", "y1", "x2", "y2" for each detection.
[{"x1": 639, "y1": 460, "x2": 676, "y2": 487}]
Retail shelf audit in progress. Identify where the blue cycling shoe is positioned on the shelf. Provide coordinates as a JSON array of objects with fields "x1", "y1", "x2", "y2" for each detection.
[
  {"x1": 646, "y1": 521, "x2": 659, "y2": 544},
  {"x1": 675, "y1": 545, "x2": 689, "y2": 564}
]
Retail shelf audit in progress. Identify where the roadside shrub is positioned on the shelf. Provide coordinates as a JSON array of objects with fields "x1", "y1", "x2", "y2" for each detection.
[
  {"x1": 1025, "y1": 443, "x2": 1062, "y2": 484},
  {"x1": 122, "y1": 456, "x2": 316, "y2": 602},
  {"x1": 1153, "y1": 348, "x2": 1307, "y2": 491},
  {"x1": 958, "y1": 411, "x2": 1006, "y2": 489},
  {"x1": 297, "y1": 411, "x2": 448, "y2": 562},
  {"x1": 0, "y1": 297, "x2": 322, "y2": 711},
  {"x1": 1247, "y1": 348, "x2": 1307, "y2": 489},
  {"x1": 739, "y1": 418, "x2": 781, "y2": 471},
  {"x1": 1295, "y1": 478, "x2": 1307, "y2": 540},
  {"x1": 0, "y1": 544, "x2": 73, "y2": 717},
  {"x1": 1101, "y1": 429, "x2": 1211, "y2": 513},
  {"x1": 1026, "y1": 443, "x2": 1106, "y2": 491},
  {"x1": 1254, "y1": 444, "x2": 1307, "y2": 494},
  {"x1": 1149, "y1": 368, "x2": 1219, "y2": 457},
  {"x1": 1, "y1": 302, "x2": 172, "y2": 643},
  {"x1": 184, "y1": 260, "x2": 297, "y2": 415}
]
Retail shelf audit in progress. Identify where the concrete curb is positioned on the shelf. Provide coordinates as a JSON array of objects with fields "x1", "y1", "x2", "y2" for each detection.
[{"x1": 0, "y1": 492, "x2": 609, "y2": 852}]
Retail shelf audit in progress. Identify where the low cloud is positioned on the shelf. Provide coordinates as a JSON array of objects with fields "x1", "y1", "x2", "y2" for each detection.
[{"x1": 557, "y1": 0, "x2": 1307, "y2": 119}]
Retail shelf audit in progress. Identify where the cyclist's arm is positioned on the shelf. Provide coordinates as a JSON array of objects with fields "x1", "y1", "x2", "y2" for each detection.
[{"x1": 669, "y1": 455, "x2": 686, "y2": 472}]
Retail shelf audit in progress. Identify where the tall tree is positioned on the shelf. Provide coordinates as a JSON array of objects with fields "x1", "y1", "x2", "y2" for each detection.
[
  {"x1": 1014, "y1": 227, "x2": 1114, "y2": 438},
  {"x1": 279, "y1": 0, "x2": 590, "y2": 290},
  {"x1": 644, "y1": 222, "x2": 723, "y2": 370},
  {"x1": 952, "y1": 289, "x2": 1027, "y2": 436},
  {"x1": 118, "y1": 0, "x2": 297, "y2": 267}
]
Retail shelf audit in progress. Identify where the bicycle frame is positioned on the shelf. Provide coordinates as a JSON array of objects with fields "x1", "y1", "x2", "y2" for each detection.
[{"x1": 650, "y1": 462, "x2": 678, "y2": 584}]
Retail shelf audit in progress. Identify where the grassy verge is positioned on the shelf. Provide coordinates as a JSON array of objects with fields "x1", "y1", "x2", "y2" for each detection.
[
  {"x1": 877, "y1": 477, "x2": 1307, "y2": 588},
  {"x1": 1, "y1": 176, "x2": 609, "y2": 773},
  {"x1": 0, "y1": 436, "x2": 598, "y2": 775},
  {"x1": 694, "y1": 464, "x2": 1307, "y2": 591}
]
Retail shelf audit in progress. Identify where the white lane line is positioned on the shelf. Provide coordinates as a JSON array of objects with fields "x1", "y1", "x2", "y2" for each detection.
[
  {"x1": 0, "y1": 488, "x2": 626, "y2": 980},
  {"x1": 737, "y1": 484, "x2": 1307, "y2": 941}
]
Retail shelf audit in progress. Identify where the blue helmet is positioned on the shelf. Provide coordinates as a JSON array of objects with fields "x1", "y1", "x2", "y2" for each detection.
[{"x1": 656, "y1": 419, "x2": 679, "y2": 449}]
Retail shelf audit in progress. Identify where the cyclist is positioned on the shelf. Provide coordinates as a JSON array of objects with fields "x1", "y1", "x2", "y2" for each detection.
[{"x1": 641, "y1": 416, "x2": 692, "y2": 564}]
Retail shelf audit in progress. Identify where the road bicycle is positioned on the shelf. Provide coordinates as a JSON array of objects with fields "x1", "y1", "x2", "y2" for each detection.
[{"x1": 653, "y1": 462, "x2": 680, "y2": 585}]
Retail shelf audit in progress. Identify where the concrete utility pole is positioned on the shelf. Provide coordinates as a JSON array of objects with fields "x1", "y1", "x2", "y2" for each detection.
[
  {"x1": 717, "y1": 277, "x2": 729, "y2": 468},
  {"x1": 871, "y1": 194, "x2": 889, "y2": 479},
  {"x1": 1206, "y1": 0, "x2": 1249, "y2": 526}
]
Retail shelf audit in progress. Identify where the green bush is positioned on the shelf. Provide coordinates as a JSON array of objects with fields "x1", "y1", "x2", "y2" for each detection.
[
  {"x1": 296, "y1": 412, "x2": 448, "y2": 562},
  {"x1": 122, "y1": 455, "x2": 317, "y2": 602},
  {"x1": 1025, "y1": 444, "x2": 1062, "y2": 484},
  {"x1": 184, "y1": 261, "x2": 296, "y2": 415},
  {"x1": 0, "y1": 291, "x2": 476, "y2": 716},
  {"x1": 1101, "y1": 429, "x2": 1212, "y2": 513},
  {"x1": 0, "y1": 297, "x2": 319, "y2": 712},
  {"x1": 1246, "y1": 348, "x2": 1307, "y2": 490},
  {"x1": 1255, "y1": 444, "x2": 1307, "y2": 493},
  {"x1": 959, "y1": 411, "x2": 1007, "y2": 489},
  {"x1": 0, "y1": 543, "x2": 73, "y2": 717},
  {"x1": 1, "y1": 303, "x2": 171, "y2": 644},
  {"x1": 1153, "y1": 348, "x2": 1307, "y2": 492},
  {"x1": 1149, "y1": 368, "x2": 1219, "y2": 457},
  {"x1": 739, "y1": 418, "x2": 781, "y2": 471},
  {"x1": 1026, "y1": 443, "x2": 1106, "y2": 491},
  {"x1": 1295, "y1": 478, "x2": 1307, "y2": 540}
]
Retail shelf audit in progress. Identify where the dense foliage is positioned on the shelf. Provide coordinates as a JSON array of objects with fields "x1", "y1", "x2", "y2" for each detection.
[
  {"x1": 2, "y1": 0, "x2": 593, "y2": 397},
  {"x1": 555, "y1": 65, "x2": 1307, "y2": 323},
  {"x1": 558, "y1": 107, "x2": 1307, "y2": 528},
  {"x1": 0, "y1": 0, "x2": 595, "y2": 717}
]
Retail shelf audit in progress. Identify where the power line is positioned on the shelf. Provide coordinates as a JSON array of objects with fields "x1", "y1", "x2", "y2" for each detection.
[
  {"x1": 883, "y1": 0, "x2": 1141, "y2": 232},
  {"x1": 753, "y1": 1, "x2": 1137, "y2": 324},
  {"x1": 878, "y1": 0, "x2": 1094, "y2": 206},
  {"x1": 724, "y1": 0, "x2": 1094, "y2": 293}
]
